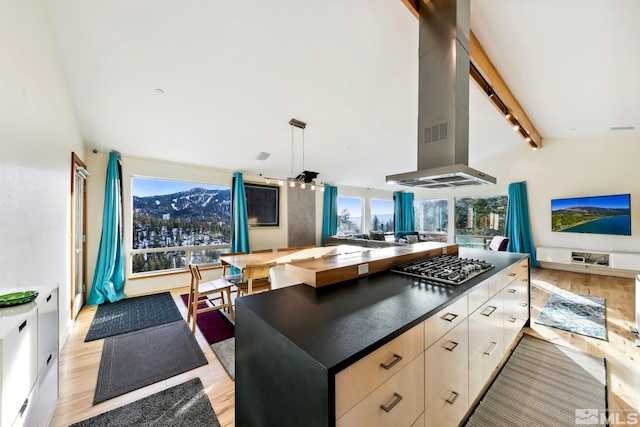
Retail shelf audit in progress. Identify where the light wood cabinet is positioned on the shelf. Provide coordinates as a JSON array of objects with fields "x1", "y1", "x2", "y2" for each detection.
[
  {"x1": 424, "y1": 319, "x2": 469, "y2": 427},
  {"x1": 335, "y1": 323, "x2": 424, "y2": 419},
  {"x1": 424, "y1": 296, "x2": 468, "y2": 350},
  {"x1": 336, "y1": 353, "x2": 424, "y2": 427}
]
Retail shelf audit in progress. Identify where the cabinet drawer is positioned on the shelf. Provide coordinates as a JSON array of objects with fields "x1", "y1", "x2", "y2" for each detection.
[
  {"x1": 503, "y1": 274, "x2": 529, "y2": 307},
  {"x1": 410, "y1": 412, "x2": 425, "y2": 427},
  {"x1": 468, "y1": 296, "x2": 502, "y2": 357},
  {"x1": 425, "y1": 319, "x2": 469, "y2": 406},
  {"x1": 468, "y1": 281, "x2": 489, "y2": 314},
  {"x1": 424, "y1": 296, "x2": 468, "y2": 350},
  {"x1": 335, "y1": 323, "x2": 424, "y2": 419},
  {"x1": 337, "y1": 353, "x2": 425, "y2": 427},
  {"x1": 1, "y1": 309, "x2": 38, "y2": 427},
  {"x1": 469, "y1": 330, "x2": 504, "y2": 401},
  {"x1": 424, "y1": 363, "x2": 469, "y2": 427}
]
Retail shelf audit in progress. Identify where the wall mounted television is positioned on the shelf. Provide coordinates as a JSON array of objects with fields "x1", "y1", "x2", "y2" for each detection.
[{"x1": 551, "y1": 193, "x2": 631, "y2": 236}]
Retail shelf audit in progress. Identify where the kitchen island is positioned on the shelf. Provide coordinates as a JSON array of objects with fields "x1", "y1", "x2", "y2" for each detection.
[{"x1": 236, "y1": 248, "x2": 529, "y2": 427}]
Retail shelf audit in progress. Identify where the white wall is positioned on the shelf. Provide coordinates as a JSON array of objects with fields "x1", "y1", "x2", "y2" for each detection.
[
  {"x1": 412, "y1": 137, "x2": 640, "y2": 255},
  {"x1": 0, "y1": 0, "x2": 85, "y2": 345}
]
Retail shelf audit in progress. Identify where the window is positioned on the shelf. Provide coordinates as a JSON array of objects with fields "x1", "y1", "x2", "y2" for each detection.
[
  {"x1": 454, "y1": 195, "x2": 508, "y2": 248},
  {"x1": 370, "y1": 199, "x2": 394, "y2": 232},
  {"x1": 336, "y1": 196, "x2": 362, "y2": 235},
  {"x1": 414, "y1": 199, "x2": 448, "y2": 240},
  {"x1": 131, "y1": 177, "x2": 231, "y2": 275}
]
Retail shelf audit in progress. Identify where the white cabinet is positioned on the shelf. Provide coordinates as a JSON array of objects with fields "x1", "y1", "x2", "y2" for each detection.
[
  {"x1": 537, "y1": 247, "x2": 640, "y2": 277},
  {"x1": 0, "y1": 286, "x2": 58, "y2": 427},
  {"x1": 1, "y1": 308, "x2": 37, "y2": 427}
]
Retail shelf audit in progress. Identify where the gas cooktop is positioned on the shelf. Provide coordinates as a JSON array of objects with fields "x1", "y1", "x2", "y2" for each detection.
[{"x1": 391, "y1": 254, "x2": 494, "y2": 285}]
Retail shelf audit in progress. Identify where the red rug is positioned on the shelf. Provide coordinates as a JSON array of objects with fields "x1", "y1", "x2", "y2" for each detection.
[{"x1": 180, "y1": 294, "x2": 234, "y2": 345}]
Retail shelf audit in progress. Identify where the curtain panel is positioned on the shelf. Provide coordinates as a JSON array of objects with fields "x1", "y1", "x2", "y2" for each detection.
[
  {"x1": 87, "y1": 151, "x2": 126, "y2": 305},
  {"x1": 231, "y1": 172, "x2": 251, "y2": 257},
  {"x1": 505, "y1": 181, "x2": 539, "y2": 267},
  {"x1": 321, "y1": 184, "x2": 338, "y2": 246},
  {"x1": 393, "y1": 191, "x2": 415, "y2": 235}
]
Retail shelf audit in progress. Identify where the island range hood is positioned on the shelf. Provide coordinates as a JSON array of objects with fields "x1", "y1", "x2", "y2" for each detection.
[{"x1": 386, "y1": 0, "x2": 496, "y2": 189}]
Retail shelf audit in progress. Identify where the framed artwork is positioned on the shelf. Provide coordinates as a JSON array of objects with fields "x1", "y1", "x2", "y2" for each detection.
[{"x1": 245, "y1": 182, "x2": 280, "y2": 227}]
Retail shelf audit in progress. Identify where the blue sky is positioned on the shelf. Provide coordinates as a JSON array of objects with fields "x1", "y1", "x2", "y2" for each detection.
[
  {"x1": 552, "y1": 194, "x2": 630, "y2": 210},
  {"x1": 132, "y1": 177, "x2": 227, "y2": 197},
  {"x1": 338, "y1": 197, "x2": 394, "y2": 217}
]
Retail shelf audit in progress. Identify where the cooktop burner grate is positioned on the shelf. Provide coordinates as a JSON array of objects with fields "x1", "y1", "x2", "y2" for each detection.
[{"x1": 391, "y1": 255, "x2": 494, "y2": 285}]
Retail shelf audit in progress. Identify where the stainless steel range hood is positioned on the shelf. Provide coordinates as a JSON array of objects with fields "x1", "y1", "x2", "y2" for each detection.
[{"x1": 386, "y1": 0, "x2": 496, "y2": 188}]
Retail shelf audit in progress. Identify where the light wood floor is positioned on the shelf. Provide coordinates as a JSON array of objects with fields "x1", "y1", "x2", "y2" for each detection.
[{"x1": 50, "y1": 270, "x2": 639, "y2": 426}]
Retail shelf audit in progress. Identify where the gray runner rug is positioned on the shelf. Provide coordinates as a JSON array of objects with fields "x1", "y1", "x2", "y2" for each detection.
[
  {"x1": 73, "y1": 377, "x2": 220, "y2": 426},
  {"x1": 465, "y1": 334, "x2": 607, "y2": 427},
  {"x1": 94, "y1": 320, "x2": 208, "y2": 404},
  {"x1": 85, "y1": 292, "x2": 183, "y2": 341},
  {"x1": 211, "y1": 337, "x2": 235, "y2": 380}
]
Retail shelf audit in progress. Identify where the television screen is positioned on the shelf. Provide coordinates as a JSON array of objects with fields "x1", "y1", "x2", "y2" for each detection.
[{"x1": 551, "y1": 193, "x2": 631, "y2": 236}]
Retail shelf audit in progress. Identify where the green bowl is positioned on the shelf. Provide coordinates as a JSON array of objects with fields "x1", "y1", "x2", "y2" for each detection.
[{"x1": 0, "y1": 291, "x2": 39, "y2": 307}]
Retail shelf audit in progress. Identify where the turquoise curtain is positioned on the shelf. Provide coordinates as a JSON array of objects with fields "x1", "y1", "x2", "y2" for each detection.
[
  {"x1": 394, "y1": 191, "x2": 415, "y2": 235},
  {"x1": 505, "y1": 181, "x2": 539, "y2": 267},
  {"x1": 87, "y1": 152, "x2": 126, "y2": 305},
  {"x1": 321, "y1": 184, "x2": 338, "y2": 245},
  {"x1": 231, "y1": 172, "x2": 250, "y2": 262}
]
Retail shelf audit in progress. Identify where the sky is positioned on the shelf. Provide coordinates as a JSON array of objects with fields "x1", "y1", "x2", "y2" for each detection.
[
  {"x1": 551, "y1": 194, "x2": 630, "y2": 210},
  {"x1": 132, "y1": 177, "x2": 228, "y2": 197},
  {"x1": 338, "y1": 196, "x2": 394, "y2": 217}
]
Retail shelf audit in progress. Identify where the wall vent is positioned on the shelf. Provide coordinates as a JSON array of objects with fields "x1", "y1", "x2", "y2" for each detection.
[{"x1": 424, "y1": 122, "x2": 448, "y2": 144}]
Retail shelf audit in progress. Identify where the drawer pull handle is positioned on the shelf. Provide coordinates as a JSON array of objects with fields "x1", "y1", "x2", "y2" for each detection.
[
  {"x1": 19, "y1": 398, "x2": 29, "y2": 416},
  {"x1": 484, "y1": 341, "x2": 498, "y2": 356},
  {"x1": 507, "y1": 289, "x2": 516, "y2": 293},
  {"x1": 481, "y1": 306, "x2": 497, "y2": 317},
  {"x1": 507, "y1": 317, "x2": 517, "y2": 323},
  {"x1": 380, "y1": 353, "x2": 403, "y2": 370},
  {"x1": 47, "y1": 294, "x2": 52, "y2": 302},
  {"x1": 47, "y1": 353, "x2": 53, "y2": 365},
  {"x1": 380, "y1": 392, "x2": 403, "y2": 413},
  {"x1": 509, "y1": 272, "x2": 516, "y2": 277},
  {"x1": 442, "y1": 312, "x2": 458, "y2": 322},
  {"x1": 522, "y1": 278, "x2": 528, "y2": 282},
  {"x1": 444, "y1": 340, "x2": 459, "y2": 352},
  {"x1": 445, "y1": 391, "x2": 459, "y2": 405},
  {"x1": 520, "y1": 303, "x2": 528, "y2": 308},
  {"x1": 19, "y1": 320, "x2": 27, "y2": 333}
]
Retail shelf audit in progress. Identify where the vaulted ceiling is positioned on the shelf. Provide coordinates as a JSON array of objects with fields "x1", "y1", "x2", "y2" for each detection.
[{"x1": 43, "y1": 0, "x2": 640, "y2": 190}]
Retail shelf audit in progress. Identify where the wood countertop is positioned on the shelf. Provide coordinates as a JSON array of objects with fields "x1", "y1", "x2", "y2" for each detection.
[{"x1": 285, "y1": 242, "x2": 459, "y2": 287}]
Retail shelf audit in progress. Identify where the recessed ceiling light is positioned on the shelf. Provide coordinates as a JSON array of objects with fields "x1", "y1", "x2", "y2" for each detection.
[
  {"x1": 610, "y1": 126, "x2": 635, "y2": 131},
  {"x1": 155, "y1": 88, "x2": 164, "y2": 95},
  {"x1": 256, "y1": 152, "x2": 271, "y2": 160}
]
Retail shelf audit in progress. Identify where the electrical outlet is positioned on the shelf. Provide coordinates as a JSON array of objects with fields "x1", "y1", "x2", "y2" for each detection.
[{"x1": 358, "y1": 264, "x2": 369, "y2": 275}]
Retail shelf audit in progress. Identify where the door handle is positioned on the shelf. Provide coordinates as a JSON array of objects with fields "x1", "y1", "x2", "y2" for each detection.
[
  {"x1": 444, "y1": 340, "x2": 459, "y2": 352},
  {"x1": 481, "y1": 306, "x2": 497, "y2": 317},
  {"x1": 484, "y1": 341, "x2": 498, "y2": 356},
  {"x1": 445, "y1": 391, "x2": 459, "y2": 405},
  {"x1": 442, "y1": 312, "x2": 458, "y2": 322}
]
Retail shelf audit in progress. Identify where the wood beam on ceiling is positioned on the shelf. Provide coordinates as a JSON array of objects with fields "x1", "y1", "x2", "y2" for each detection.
[{"x1": 400, "y1": 0, "x2": 542, "y2": 149}]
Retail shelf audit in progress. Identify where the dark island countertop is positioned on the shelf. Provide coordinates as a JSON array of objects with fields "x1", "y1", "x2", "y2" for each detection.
[{"x1": 236, "y1": 248, "x2": 528, "y2": 374}]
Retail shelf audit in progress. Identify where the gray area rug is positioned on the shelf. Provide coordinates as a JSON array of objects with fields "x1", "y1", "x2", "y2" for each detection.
[
  {"x1": 465, "y1": 334, "x2": 607, "y2": 427},
  {"x1": 85, "y1": 292, "x2": 183, "y2": 341},
  {"x1": 73, "y1": 377, "x2": 220, "y2": 426},
  {"x1": 211, "y1": 337, "x2": 235, "y2": 380},
  {"x1": 94, "y1": 320, "x2": 208, "y2": 404},
  {"x1": 534, "y1": 290, "x2": 607, "y2": 340}
]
